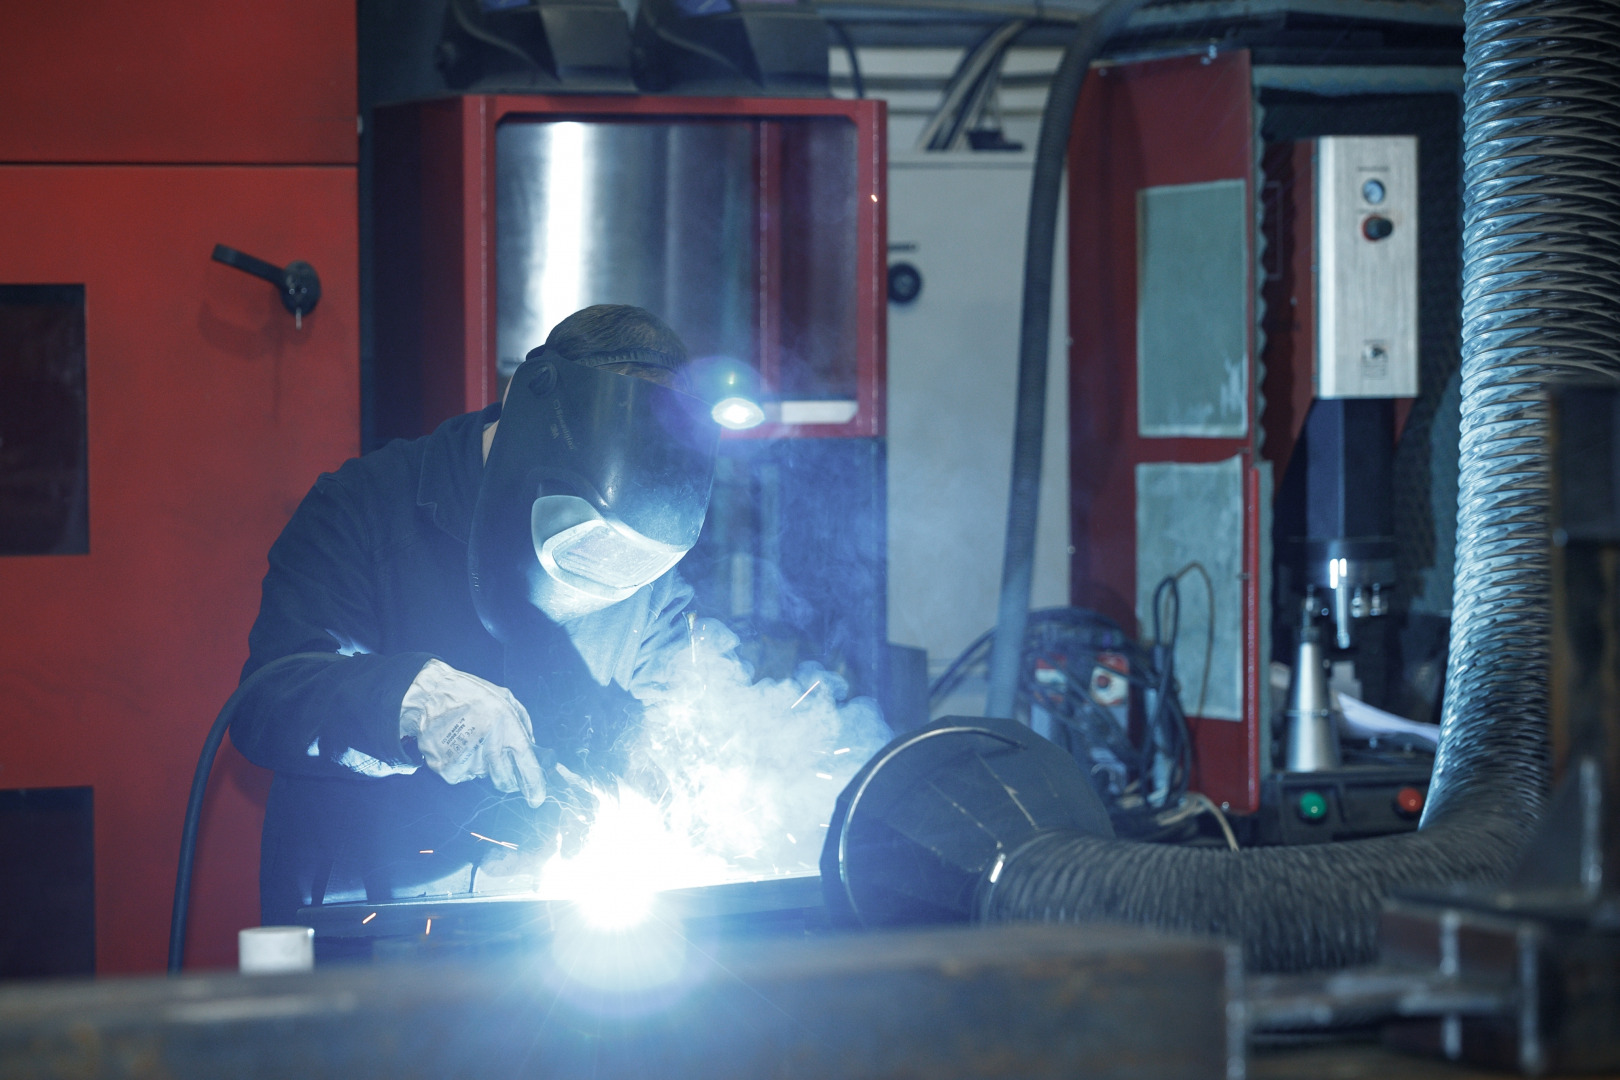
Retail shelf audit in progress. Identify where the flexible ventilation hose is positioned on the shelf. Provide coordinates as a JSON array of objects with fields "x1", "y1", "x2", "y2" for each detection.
[{"x1": 980, "y1": 0, "x2": 1620, "y2": 972}]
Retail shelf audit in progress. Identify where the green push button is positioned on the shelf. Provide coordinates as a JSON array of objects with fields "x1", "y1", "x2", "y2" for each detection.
[{"x1": 1298, "y1": 791, "x2": 1328, "y2": 822}]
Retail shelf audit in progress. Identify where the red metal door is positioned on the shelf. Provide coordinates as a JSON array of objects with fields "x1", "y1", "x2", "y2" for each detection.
[
  {"x1": 1067, "y1": 51, "x2": 1265, "y2": 812},
  {"x1": 0, "y1": 165, "x2": 358, "y2": 972}
]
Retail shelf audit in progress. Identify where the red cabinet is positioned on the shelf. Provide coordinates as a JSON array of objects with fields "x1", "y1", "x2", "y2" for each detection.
[
  {"x1": 0, "y1": 166, "x2": 358, "y2": 972},
  {"x1": 0, "y1": 0, "x2": 358, "y2": 974},
  {"x1": 1067, "y1": 52, "x2": 1265, "y2": 813},
  {"x1": 0, "y1": 1, "x2": 356, "y2": 165}
]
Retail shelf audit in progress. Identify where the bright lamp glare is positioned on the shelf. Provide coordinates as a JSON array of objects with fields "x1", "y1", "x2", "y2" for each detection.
[
  {"x1": 535, "y1": 786, "x2": 734, "y2": 931},
  {"x1": 712, "y1": 397, "x2": 765, "y2": 430}
]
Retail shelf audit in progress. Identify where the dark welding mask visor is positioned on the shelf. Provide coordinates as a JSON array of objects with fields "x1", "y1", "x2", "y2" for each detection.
[{"x1": 470, "y1": 349, "x2": 719, "y2": 636}]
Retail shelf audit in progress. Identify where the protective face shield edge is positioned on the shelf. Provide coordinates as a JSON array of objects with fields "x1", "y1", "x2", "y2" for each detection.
[{"x1": 469, "y1": 350, "x2": 720, "y2": 636}]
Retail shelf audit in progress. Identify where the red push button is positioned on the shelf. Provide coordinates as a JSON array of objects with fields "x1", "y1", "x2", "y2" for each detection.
[{"x1": 1395, "y1": 786, "x2": 1425, "y2": 817}]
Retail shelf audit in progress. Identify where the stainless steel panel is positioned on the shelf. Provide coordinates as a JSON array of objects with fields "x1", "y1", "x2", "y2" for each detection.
[
  {"x1": 1137, "y1": 179, "x2": 1250, "y2": 438},
  {"x1": 497, "y1": 119, "x2": 761, "y2": 379},
  {"x1": 495, "y1": 117, "x2": 860, "y2": 401},
  {"x1": 1315, "y1": 135, "x2": 1420, "y2": 399}
]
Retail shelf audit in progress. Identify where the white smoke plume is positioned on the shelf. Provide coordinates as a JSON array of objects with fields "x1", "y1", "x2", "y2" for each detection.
[
  {"x1": 629, "y1": 616, "x2": 892, "y2": 876},
  {"x1": 476, "y1": 616, "x2": 891, "y2": 899}
]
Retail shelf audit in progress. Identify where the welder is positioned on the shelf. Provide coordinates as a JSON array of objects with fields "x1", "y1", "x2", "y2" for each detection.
[{"x1": 225, "y1": 305, "x2": 720, "y2": 924}]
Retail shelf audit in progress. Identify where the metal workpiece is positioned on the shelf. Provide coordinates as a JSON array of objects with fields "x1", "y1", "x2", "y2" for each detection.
[
  {"x1": 0, "y1": 923, "x2": 1235, "y2": 1080},
  {"x1": 1376, "y1": 888, "x2": 1620, "y2": 1075},
  {"x1": 1245, "y1": 965, "x2": 1511, "y2": 1034},
  {"x1": 299, "y1": 874, "x2": 826, "y2": 952}
]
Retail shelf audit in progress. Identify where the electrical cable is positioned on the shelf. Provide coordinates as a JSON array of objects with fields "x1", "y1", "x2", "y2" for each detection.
[
  {"x1": 938, "y1": 22, "x2": 1026, "y2": 150},
  {"x1": 1189, "y1": 792, "x2": 1239, "y2": 852},
  {"x1": 647, "y1": 15, "x2": 758, "y2": 83},
  {"x1": 983, "y1": 0, "x2": 1147, "y2": 718},
  {"x1": 167, "y1": 707, "x2": 233, "y2": 974},
  {"x1": 829, "y1": 22, "x2": 866, "y2": 98},
  {"x1": 914, "y1": 21, "x2": 1025, "y2": 150},
  {"x1": 1172, "y1": 561, "x2": 1215, "y2": 717},
  {"x1": 168, "y1": 652, "x2": 346, "y2": 974},
  {"x1": 930, "y1": 598, "x2": 1201, "y2": 841},
  {"x1": 447, "y1": 0, "x2": 544, "y2": 72}
]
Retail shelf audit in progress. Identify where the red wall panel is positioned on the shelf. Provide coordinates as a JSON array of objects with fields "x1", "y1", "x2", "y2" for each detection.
[
  {"x1": 0, "y1": 1, "x2": 356, "y2": 164},
  {"x1": 0, "y1": 165, "x2": 358, "y2": 972},
  {"x1": 1067, "y1": 52, "x2": 1265, "y2": 812}
]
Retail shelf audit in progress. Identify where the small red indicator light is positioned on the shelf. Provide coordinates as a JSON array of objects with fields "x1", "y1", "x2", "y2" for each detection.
[{"x1": 1395, "y1": 787, "x2": 1425, "y2": 817}]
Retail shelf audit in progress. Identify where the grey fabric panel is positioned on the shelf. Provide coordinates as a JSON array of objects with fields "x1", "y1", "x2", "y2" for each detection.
[{"x1": 1136, "y1": 179, "x2": 1249, "y2": 438}]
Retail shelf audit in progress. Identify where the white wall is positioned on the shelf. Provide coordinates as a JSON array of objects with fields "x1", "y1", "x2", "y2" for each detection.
[{"x1": 885, "y1": 152, "x2": 1072, "y2": 713}]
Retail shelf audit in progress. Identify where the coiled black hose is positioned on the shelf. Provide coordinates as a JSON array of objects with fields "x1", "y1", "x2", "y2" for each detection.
[{"x1": 979, "y1": 0, "x2": 1620, "y2": 972}]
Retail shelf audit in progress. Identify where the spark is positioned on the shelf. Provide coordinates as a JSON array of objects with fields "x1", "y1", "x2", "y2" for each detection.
[
  {"x1": 785, "y1": 833, "x2": 796, "y2": 844},
  {"x1": 819, "y1": 823, "x2": 830, "y2": 828},
  {"x1": 790, "y1": 680, "x2": 822, "y2": 710},
  {"x1": 425, "y1": 918, "x2": 432, "y2": 935},
  {"x1": 815, "y1": 772, "x2": 834, "y2": 780},
  {"x1": 535, "y1": 784, "x2": 739, "y2": 930},
  {"x1": 686, "y1": 612, "x2": 698, "y2": 666},
  {"x1": 832, "y1": 747, "x2": 851, "y2": 755},
  {"x1": 470, "y1": 832, "x2": 519, "y2": 850},
  {"x1": 419, "y1": 849, "x2": 434, "y2": 854},
  {"x1": 361, "y1": 912, "x2": 377, "y2": 925}
]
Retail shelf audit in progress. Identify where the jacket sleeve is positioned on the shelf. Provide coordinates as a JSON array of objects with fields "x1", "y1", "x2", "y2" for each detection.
[
  {"x1": 625, "y1": 571, "x2": 699, "y2": 702},
  {"x1": 227, "y1": 473, "x2": 436, "y2": 777}
]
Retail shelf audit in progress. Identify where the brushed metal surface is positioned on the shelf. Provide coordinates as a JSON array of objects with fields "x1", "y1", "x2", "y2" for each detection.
[
  {"x1": 1315, "y1": 135, "x2": 1420, "y2": 398},
  {"x1": 495, "y1": 119, "x2": 761, "y2": 379}
]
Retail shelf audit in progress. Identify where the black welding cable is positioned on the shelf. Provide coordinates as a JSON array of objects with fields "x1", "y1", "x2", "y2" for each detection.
[
  {"x1": 983, "y1": 0, "x2": 1146, "y2": 719},
  {"x1": 830, "y1": 22, "x2": 866, "y2": 99},
  {"x1": 168, "y1": 652, "x2": 346, "y2": 973},
  {"x1": 167, "y1": 705, "x2": 233, "y2": 974}
]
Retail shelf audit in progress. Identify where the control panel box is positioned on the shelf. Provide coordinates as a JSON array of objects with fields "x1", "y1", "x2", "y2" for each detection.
[
  {"x1": 1316, "y1": 135, "x2": 1419, "y2": 399},
  {"x1": 1254, "y1": 763, "x2": 1431, "y2": 846}
]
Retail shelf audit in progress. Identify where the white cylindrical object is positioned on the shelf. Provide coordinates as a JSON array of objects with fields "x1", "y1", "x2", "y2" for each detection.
[{"x1": 238, "y1": 926, "x2": 314, "y2": 974}]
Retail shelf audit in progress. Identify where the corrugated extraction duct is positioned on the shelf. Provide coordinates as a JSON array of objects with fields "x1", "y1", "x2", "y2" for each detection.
[{"x1": 837, "y1": 0, "x2": 1620, "y2": 972}]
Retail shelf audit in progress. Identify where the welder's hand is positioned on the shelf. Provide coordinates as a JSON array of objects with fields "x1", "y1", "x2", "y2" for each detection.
[{"x1": 399, "y1": 660, "x2": 547, "y2": 807}]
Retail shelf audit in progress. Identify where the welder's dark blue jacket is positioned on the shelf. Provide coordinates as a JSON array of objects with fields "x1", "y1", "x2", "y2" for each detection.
[{"x1": 228, "y1": 404, "x2": 694, "y2": 924}]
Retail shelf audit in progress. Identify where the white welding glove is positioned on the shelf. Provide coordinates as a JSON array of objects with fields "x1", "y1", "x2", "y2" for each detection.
[{"x1": 399, "y1": 660, "x2": 547, "y2": 807}]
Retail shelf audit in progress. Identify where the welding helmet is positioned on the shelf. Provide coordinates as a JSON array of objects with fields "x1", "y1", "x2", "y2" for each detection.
[{"x1": 470, "y1": 347, "x2": 720, "y2": 635}]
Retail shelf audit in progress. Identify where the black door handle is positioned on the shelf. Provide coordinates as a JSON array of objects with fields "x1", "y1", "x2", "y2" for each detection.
[{"x1": 212, "y1": 244, "x2": 321, "y2": 327}]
